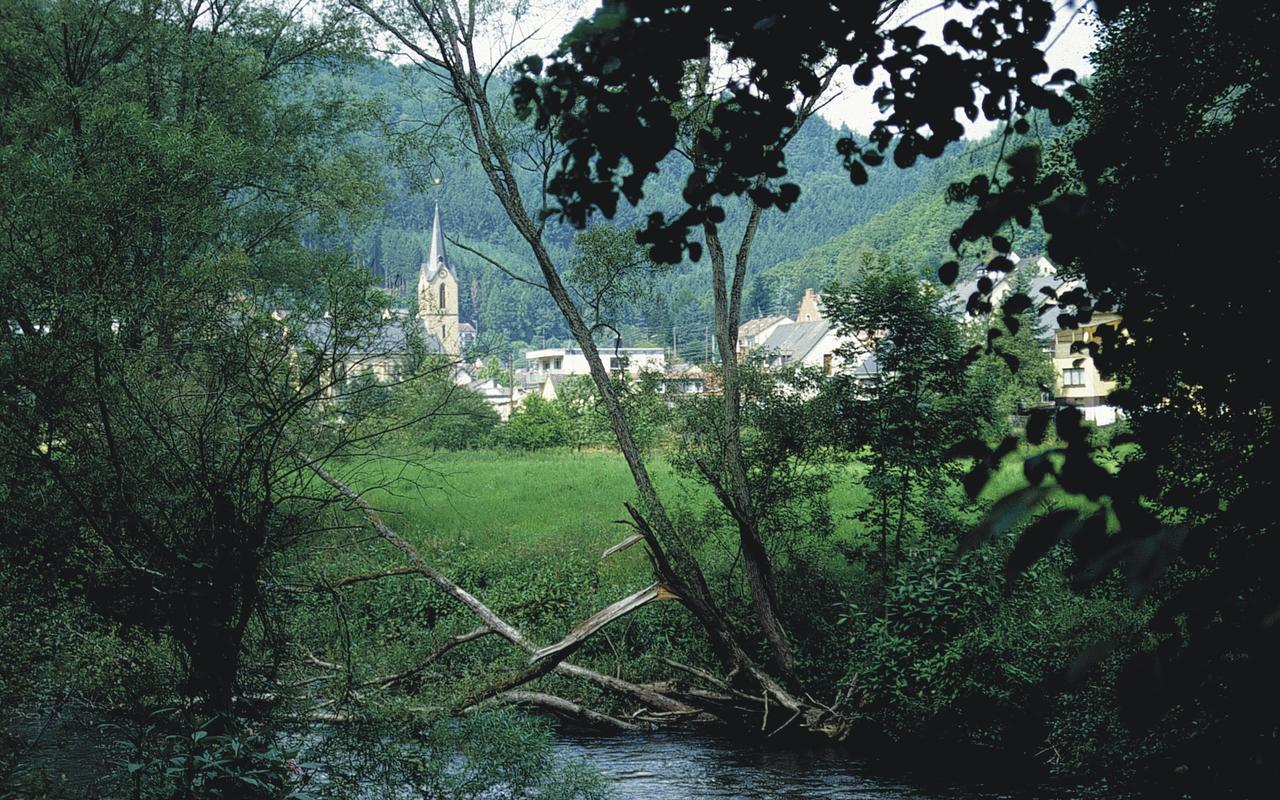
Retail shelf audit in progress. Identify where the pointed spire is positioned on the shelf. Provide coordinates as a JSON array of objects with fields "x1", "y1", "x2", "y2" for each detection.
[
  {"x1": 427, "y1": 203, "x2": 447, "y2": 277},
  {"x1": 417, "y1": 203, "x2": 449, "y2": 299}
]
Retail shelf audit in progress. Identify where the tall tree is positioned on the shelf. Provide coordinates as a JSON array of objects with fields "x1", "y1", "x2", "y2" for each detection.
[{"x1": 0, "y1": 0, "x2": 396, "y2": 718}]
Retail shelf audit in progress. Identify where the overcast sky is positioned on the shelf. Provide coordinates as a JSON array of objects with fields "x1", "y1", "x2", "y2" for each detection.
[{"x1": 487, "y1": 0, "x2": 1099, "y2": 139}]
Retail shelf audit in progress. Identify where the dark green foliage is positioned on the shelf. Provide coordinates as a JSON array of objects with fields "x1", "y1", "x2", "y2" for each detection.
[
  {"x1": 0, "y1": 0, "x2": 390, "y2": 721},
  {"x1": 379, "y1": 367, "x2": 501, "y2": 451},
  {"x1": 100, "y1": 711, "x2": 309, "y2": 800},
  {"x1": 672, "y1": 361, "x2": 837, "y2": 554},
  {"x1": 841, "y1": 528, "x2": 1143, "y2": 754},
  {"x1": 931, "y1": 3, "x2": 1280, "y2": 792},
  {"x1": 823, "y1": 263, "x2": 975, "y2": 572},
  {"x1": 513, "y1": 1, "x2": 1077, "y2": 263}
]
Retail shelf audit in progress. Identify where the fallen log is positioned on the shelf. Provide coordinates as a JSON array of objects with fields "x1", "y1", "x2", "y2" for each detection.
[
  {"x1": 304, "y1": 459, "x2": 852, "y2": 739},
  {"x1": 305, "y1": 460, "x2": 696, "y2": 717},
  {"x1": 485, "y1": 691, "x2": 644, "y2": 732},
  {"x1": 529, "y1": 583, "x2": 678, "y2": 664}
]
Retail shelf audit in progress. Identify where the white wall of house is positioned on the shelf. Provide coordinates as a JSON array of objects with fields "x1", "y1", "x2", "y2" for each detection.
[
  {"x1": 525, "y1": 347, "x2": 666, "y2": 376},
  {"x1": 739, "y1": 317, "x2": 794, "y2": 353}
]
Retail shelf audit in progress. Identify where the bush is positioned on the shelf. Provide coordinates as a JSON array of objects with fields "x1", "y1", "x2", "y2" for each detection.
[
  {"x1": 501, "y1": 396, "x2": 571, "y2": 450},
  {"x1": 839, "y1": 524, "x2": 1144, "y2": 754}
]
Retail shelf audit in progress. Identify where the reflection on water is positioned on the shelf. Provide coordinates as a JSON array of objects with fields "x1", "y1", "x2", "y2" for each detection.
[{"x1": 553, "y1": 730, "x2": 1050, "y2": 800}]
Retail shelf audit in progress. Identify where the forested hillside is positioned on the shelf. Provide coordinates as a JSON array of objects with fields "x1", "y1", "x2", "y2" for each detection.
[
  {"x1": 752, "y1": 132, "x2": 1053, "y2": 310},
  {"x1": 328, "y1": 60, "x2": 957, "y2": 348}
]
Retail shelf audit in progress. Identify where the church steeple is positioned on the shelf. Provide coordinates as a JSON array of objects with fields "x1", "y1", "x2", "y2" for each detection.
[
  {"x1": 416, "y1": 203, "x2": 461, "y2": 357},
  {"x1": 427, "y1": 203, "x2": 447, "y2": 275},
  {"x1": 417, "y1": 203, "x2": 451, "y2": 292}
]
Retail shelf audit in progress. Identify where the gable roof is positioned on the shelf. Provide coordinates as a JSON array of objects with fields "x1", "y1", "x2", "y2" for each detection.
[
  {"x1": 302, "y1": 316, "x2": 443, "y2": 356},
  {"x1": 738, "y1": 315, "x2": 791, "y2": 339},
  {"x1": 759, "y1": 319, "x2": 830, "y2": 361},
  {"x1": 945, "y1": 254, "x2": 1082, "y2": 339}
]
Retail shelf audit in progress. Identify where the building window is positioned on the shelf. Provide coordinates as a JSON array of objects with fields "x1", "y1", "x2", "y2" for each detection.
[
  {"x1": 553, "y1": 357, "x2": 562, "y2": 370},
  {"x1": 439, "y1": 283, "x2": 446, "y2": 310},
  {"x1": 823, "y1": 353, "x2": 833, "y2": 376},
  {"x1": 1062, "y1": 367, "x2": 1086, "y2": 387}
]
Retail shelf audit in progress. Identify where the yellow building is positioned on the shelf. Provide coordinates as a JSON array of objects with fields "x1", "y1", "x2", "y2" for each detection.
[{"x1": 1053, "y1": 311, "x2": 1123, "y2": 425}]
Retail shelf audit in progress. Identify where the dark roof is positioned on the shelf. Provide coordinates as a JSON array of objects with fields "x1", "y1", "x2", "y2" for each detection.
[
  {"x1": 759, "y1": 319, "x2": 830, "y2": 360},
  {"x1": 944, "y1": 256, "x2": 1077, "y2": 340},
  {"x1": 301, "y1": 316, "x2": 441, "y2": 356}
]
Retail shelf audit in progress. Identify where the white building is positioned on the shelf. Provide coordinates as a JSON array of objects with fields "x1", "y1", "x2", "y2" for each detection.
[
  {"x1": 525, "y1": 346, "x2": 666, "y2": 376},
  {"x1": 737, "y1": 315, "x2": 793, "y2": 355},
  {"x1": 739, "y1": 287, "x2": 875, "y2": 380}
]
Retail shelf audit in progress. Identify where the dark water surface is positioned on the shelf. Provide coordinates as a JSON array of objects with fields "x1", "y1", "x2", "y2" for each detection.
[
  {"x1": 10, "y1": 711, "x2": 1062, "y2": 799},
  {"x1": 553, "y1": 730, "x2": 1059, "y2": 799}
]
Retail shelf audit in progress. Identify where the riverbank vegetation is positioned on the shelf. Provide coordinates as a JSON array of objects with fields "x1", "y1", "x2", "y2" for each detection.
[{"x1": 3, "y1": 1, "x2": 1276, "y2": 798}]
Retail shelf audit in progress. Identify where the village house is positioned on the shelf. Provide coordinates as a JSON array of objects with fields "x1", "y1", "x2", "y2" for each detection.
[
  {"x1": 947, "y1": 252, "x2": 1123, "y2": 425},
  {"x1": 657, "y1": 363, "x2": 708, "y2": 396},
  {"x1": 737, "y1": 315, "x2": 792, "y2": 355},
  {"x1": 738, "y1": 287, "x2": 876, "y2": 380},
  {"x1": 460, "y1": 375, "x2": 520, "y2": 421},
  {"x1": 1053, "y1": 311, "x2": 1123, "y2": 426},
  {"x1": 459, "y1": 321, "x2": 477, "y2": 349}
]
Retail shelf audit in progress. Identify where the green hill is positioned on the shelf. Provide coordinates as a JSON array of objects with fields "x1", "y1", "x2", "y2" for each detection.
[{"x1": 329, "y1": 60, "x2": 1054, "y2": 347}]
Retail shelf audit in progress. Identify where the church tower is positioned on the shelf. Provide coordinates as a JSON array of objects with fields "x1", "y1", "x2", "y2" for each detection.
[{"x1": 416, "y1": 204, "x2": 460, "y2": 357}]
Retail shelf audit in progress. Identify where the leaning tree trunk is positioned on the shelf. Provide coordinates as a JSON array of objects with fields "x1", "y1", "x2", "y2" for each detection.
[{"x1": 342, "y1": 0, "x2": 850, "y2": 738}]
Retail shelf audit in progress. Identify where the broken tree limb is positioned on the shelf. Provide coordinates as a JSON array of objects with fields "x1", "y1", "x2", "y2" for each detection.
[
  {"x1": 485, "y1": 691, "x2": 644, "y2": 732},
  {"x1": 601, "y1": 532, "x2": 644, "y2": 560},
  {"x1": 328, "y1": 566, "x2": 419, "y2": 589},
  {"x1": 304, "y1": 460, "x2": 696, "y2": 716},
  {"x1": 461, "y1": 583, "x2": 682, "y2": 711},
  {"x1": 653, "y1": 656, "x2": 732, "y2": 694},
  {"x1": 530, "y1": 583, "x2": 678, "y2": 664}
]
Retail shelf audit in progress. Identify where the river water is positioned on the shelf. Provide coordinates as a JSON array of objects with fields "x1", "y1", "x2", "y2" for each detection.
[
  {"x1": 553, "y1": 730, "x2": 1054, "y2": 799},
  {"x1": 10, "y1": 712, "x2": 1056, "y2": 799}
]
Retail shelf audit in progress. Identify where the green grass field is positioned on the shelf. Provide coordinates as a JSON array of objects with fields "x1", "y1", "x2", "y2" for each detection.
[
  {"x1": 341, "y1": 446, "x2": 1083, "y2": 557},
  {"x1": 344, "y1": 449, "x2": 881, "y2": 556}
]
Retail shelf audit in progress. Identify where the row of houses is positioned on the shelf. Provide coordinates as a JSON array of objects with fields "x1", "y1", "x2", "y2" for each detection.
[
  {"x1": 731, "y1": 254, "x2": 1121, "y2": 425},
  {"x1": 323, "y1": 203, "x2": 1120, "y2": 426},
  {"x1": 458, "y1": 347, "x2": 709, "y2": 420}
]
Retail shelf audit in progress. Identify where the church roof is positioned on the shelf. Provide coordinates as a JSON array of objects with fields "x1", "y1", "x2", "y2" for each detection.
[
  {"x1": 301, "y1": 315, "x2": 438, "y2": 356},
  {"x1": 419, "y1": 203, "x2": 453, "y2": 283}
]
